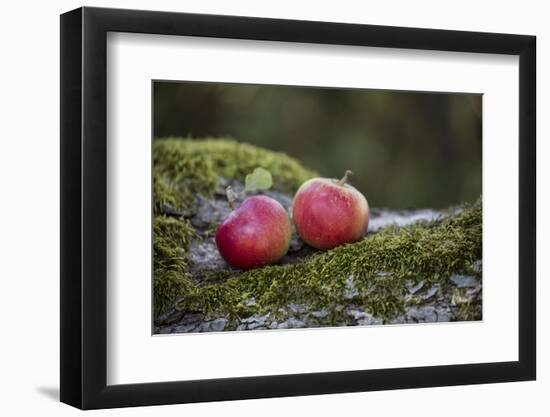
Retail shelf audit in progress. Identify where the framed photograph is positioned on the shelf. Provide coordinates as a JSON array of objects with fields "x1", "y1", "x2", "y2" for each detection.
[{"x1": 60, "y1": 6, "x2": 536, "y2": 409}]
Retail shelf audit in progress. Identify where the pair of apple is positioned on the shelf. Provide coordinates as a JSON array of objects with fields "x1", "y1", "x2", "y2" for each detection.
[{"x1": 215, "y1": 170, "x2": 370, "y2": 270}]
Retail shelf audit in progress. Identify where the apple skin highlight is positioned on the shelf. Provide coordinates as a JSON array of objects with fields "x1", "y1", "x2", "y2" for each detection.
[
  {"x1": 292, "y1": 177, "x2": 369, "y2": 250},
  {"x1": 216, "y1": 195, "x2": 292, "y2": 270}
]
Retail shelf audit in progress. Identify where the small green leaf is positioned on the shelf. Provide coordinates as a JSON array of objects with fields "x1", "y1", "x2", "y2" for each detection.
[{"x1": 245, "y1": 167, "x2": 273, "y2": 192}]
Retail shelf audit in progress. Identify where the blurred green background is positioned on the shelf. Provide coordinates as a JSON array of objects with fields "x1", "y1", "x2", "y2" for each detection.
[{"x1": 154, "y1": 82, "x2": 482, "y2": 209}]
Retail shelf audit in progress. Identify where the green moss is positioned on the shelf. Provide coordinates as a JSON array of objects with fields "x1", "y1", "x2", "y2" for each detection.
[
  {"x1": 153, "y1": 137, "x2": 317, "y2": 213},
  {"x1": 153, "y1": 172, "x2": 180, "y2": 213},
  {"x1": 153, "y1": 216, "x2": 196, "y2": 315},
  {"x1": 176, "y1": 198, "x2": 482, "y2": 321},
  {"x1": 153, "y1": 141, "x2": 219, "y2": 212}
]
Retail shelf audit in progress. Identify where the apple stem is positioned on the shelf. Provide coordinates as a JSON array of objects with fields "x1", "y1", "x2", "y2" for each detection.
[
  {"x1": 337, "y1": 170, "x2": 354, "y2": 186},
  {"x1": 226, "y1": 186, "x2": 237, "y2": 210}
]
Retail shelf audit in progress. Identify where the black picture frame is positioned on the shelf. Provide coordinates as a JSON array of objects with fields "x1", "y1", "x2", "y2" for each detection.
[{"x1": 60, "y1": 6, "x2": 536, "y2": 410}]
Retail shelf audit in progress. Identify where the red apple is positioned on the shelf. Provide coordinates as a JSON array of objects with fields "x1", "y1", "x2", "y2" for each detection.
[
  {"x1": 215, "y1": 194, "x2": 291, "y2": 270},
  {"x1": 292, "y1": 170, "x2": 369, "y2": 250}
]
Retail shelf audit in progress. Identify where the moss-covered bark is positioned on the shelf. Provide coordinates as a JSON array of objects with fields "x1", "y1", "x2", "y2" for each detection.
[
  {"x1": 153, "y1": 137, "x2": 482, "y2": 321},
  {"x1": 153, "y1": 216, "x2": 195, "y2": 314},
  {"x1": 153, "y1": 138, "x2": 317, "y2": 212},
  {"x1": 153, "y1": 138, "x2": 317, "y2": 314},
  {"x1": 176, "y1": 199, "x2": 481, "y2": 320}
]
